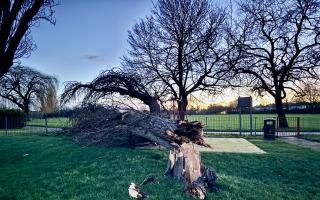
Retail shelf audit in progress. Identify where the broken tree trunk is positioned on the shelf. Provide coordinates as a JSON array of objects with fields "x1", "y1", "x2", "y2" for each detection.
[
  {"x1": 164, "y1": 128, "x2": 217, "y2": 199},
  {"x1": 68, "y1": 106, "x2": 217, "y2": 199}
]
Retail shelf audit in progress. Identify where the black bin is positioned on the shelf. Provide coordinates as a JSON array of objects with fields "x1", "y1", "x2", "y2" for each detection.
[{"x1": 263, "y1": 119, "x2": 276, "y2": 140}]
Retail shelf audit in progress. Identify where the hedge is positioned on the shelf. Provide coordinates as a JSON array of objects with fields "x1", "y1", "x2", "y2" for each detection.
[{"x1": 0, "y1": 109, "x2": 26, "y2": 129}]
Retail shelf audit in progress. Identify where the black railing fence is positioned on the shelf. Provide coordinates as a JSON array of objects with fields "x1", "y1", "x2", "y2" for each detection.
[
  {"x1": 1, "y1": 114, "x2": 319, "y2": 137},
  {"x1": 187, "y1": 115, "x2": 320, "y2": 136},
  {"x1": 0, "y1": 115, "x2": 70, "y2": 136}
]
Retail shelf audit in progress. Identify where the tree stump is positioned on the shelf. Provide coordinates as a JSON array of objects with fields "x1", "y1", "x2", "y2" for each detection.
[{"x1": 164, "y1": 129, "x2": 217, "y2": 199}]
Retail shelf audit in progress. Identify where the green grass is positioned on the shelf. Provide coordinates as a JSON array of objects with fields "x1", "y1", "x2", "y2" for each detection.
[
  {"x1": 187, "y1": 114, "x2": 320, "y2": 132},
  {"x1": 0, "y1": 127, "x2": 61, "y2": 136},
  {"x1": 27, "y1": 117, "x2": 71, "y2": 128},
  {"x1": 0, "y1": 135, "x2": 320, "y2": 200}
]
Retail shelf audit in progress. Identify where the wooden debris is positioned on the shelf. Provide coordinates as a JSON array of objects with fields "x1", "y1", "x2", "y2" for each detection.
[{"x1": 128, "y1": 182, "x2": 147, "y2": 199}]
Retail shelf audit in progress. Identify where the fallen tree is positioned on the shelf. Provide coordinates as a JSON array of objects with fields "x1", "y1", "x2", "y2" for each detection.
[
  {"x1": 67, "y1": 104, "x2": 217, "y2": 199},
  {"x1": 61, "y1": 70, "x2": 163, "y2": 114}
]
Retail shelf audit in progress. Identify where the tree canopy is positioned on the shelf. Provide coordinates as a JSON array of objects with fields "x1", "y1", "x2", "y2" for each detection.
[
  {"x1": 124, "y1": 0, "x2": 232, "y2": 120},
  {"x1": 230, "y1": 0, "x2": 320, "y2": 127},
  {"x1": 0, "y1": 65, "x2": 58, "y2": 117}
]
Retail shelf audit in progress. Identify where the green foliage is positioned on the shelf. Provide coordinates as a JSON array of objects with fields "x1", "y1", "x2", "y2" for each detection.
[
  {"x1": 0, "y1": 136, "x2": 319, "y2": 199},
  {"x1": 0, "y1": 109, "x2": 26, "y2": 129}
]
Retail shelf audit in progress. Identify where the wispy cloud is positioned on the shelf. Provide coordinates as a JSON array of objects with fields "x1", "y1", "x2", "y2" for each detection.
[{"x1": 83, "y1": 54, "x2": 105, "y2": 63}]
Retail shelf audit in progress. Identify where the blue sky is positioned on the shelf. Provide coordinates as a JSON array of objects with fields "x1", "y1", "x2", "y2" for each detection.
[{"x1": 21, "y1": 0, "x2": 153, "y2": 87}]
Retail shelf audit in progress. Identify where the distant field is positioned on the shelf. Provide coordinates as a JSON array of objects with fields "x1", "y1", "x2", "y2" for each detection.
[
  {"x1": 187, "y1": 114, "x2": 320, "y2": 132},
  {"x1": 27, "y1": 117, "x2": 71, "y2": 128}
]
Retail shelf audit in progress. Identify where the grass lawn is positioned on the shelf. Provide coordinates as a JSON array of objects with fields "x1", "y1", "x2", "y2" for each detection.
[
  {"x1": 0, "y1": 127, "x2": 61, "y2": 136},
  {"x1": 27, "y1": 117, "x2": 71, "y2": 128},
  {"x1": 187, "y1": 114, "x2": 320, "y2": 132},
  {"x1": 0, "y1": 135, "x2": 320, "y2": 200}
]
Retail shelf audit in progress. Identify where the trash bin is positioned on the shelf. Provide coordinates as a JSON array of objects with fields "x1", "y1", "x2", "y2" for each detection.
[{"x1": 263, "y1": 119, "x2": 276, "y2": 140}]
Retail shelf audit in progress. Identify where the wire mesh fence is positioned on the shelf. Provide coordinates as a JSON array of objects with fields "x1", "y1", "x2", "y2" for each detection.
[{"x1": 0, "y1": 116, "x2": 71, "y2": 136}]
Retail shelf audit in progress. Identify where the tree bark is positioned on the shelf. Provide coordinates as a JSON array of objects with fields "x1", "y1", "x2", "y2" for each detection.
[
  {"x1": 178, "y1": 96, "x2": 188, "y2": 121},
  {"x1": 164, "y1": 133, "x2": 216, "y2": 199},
  {"x1": 145, "y1": 97, "x2": 161, "y2": 114},
  {"x1": 274, "y1": 95, "x2": 288, "y2": 128},
  {"x1": 0, "y1": 61, "x2": 12, "y2": 78}
]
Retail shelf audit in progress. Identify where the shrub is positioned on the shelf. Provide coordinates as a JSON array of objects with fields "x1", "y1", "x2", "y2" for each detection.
[{"x1": 0, "y1": 109, "x2": 26, "y2": 129}]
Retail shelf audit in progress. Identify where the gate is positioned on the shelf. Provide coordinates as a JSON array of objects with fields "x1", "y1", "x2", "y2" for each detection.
[{"x1": 276, "y1": 117, "x2": 300, "y2": 137}]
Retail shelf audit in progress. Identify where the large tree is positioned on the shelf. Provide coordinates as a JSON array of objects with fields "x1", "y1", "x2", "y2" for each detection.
[
  {"x1": 0, "y1": 0, "x2": 56, "y2": 77},
  {"x1": 124, "y1": 0, "x2": 231, "y2": 120},
  {"x1": 231, "y1": 0, "x2": 320, "y2": 127},
  {"x1": 0, "y1": 65, "x2": 58, "y2": 118},
  {"x1": 61, "y1": 70, "x2": 164, "y2": 114}
]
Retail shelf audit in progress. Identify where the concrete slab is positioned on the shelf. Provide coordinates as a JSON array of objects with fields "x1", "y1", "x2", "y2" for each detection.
[
  {"x1": 279, "y1": 137, "x2": 320, "y2": 152},
  {"x1": 194, "y1": 138, "x2": 266, "y2": 154}
]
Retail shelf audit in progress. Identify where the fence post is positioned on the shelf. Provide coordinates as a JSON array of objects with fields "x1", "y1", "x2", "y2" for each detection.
[
  {"x1": 239, "y1": 108, "x2": 242, "y2": 135},
  {"x1": 205, "y1": 116, "x2": 208, "y2": 135},
  {"x1": 45, "y1": 116, "x2": 48, "y2": 135},
  {"x1": 5, "y1": 116, "x2": 8, "y2": 136},
  {"x1": 254, "y1": 117, "x2": 257, "y2": 135},
  {"x1": 250, "y1": 108, "x2": 253, "y2": 135},
  {"x1": 297, "y1": 117, "x2": 300, "y2": 137}
]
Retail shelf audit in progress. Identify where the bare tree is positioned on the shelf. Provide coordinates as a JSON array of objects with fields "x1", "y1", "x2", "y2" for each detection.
[
  {"x1": 294, "y1": 81, "x2": 320, "y2": 112},
  {"x1": 124, "y1": 0, "x2": 231, "y2": 120},
  {"x1": 61, "y1": 70, "x2": 164, "y2": 114},
  {"x1": 230, "y1": 0, "x2": 320, "y2": 127},
  {"x1": 0, "y1": 65, "x2": 58, "y2": 118},
  {"x1": 0, "y1": 0, "x2": 57, "y2": 77}
]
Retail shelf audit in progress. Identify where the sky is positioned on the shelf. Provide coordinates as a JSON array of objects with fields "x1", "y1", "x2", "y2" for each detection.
[
  {"x1": 21, "y1": 0, "x2": 153, "y2": 86},
  {"x1": 19, "y1": 0, "x2": 273, "y2": 107}
]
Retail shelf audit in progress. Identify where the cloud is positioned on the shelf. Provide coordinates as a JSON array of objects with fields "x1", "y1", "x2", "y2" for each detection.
[{"x1": 83, "y1": 54, "x2": 105, "y2": 63}]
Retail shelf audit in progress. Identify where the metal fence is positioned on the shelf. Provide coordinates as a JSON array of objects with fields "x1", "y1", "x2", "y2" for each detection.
[
  {"x1": 0, "y1": 116, "x2": 70, "y2": 136},
  {"x1": 187, "y1": 115, "x2": 320, "y2": 136}
]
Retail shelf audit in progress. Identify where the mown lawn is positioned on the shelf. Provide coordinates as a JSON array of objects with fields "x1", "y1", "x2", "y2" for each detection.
[
  {"x1": 0, "y1": 135, "x2": 319, "y2": 200},
  {"x1": 27, "y1": 117, "x2": 71, "y2": 128}
]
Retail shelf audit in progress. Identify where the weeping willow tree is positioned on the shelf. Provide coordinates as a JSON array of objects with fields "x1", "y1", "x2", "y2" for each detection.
[
  {"x1": 39, "y1": 82, "x2": 59, "y2": 114},
  {"x1": 0, "y1": 65, "x2": 58, "y2": 118},
  {"x1": 61, "y1": 69, "x2": 167, "y2": 114}
]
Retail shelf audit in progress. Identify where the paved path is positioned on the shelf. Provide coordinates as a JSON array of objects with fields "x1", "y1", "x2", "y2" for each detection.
[
  {"x1": 194, "y1": 138, "x2": 265, "y2": 154},
  {"x1": 279, "y1": 137, "x2": 320, "y2": 152},
  {"x1": 206, "y1": 131, "x2": 320, "y2": 135}
]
